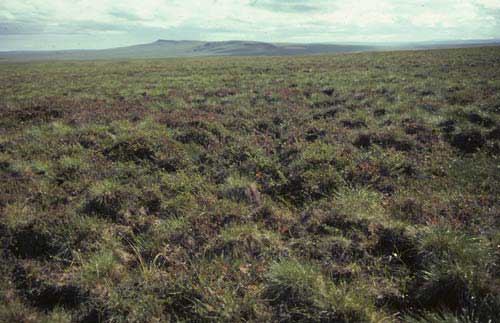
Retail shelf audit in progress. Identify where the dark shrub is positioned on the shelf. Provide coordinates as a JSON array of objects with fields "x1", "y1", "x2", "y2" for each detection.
[
  {"x1": 103, "y1": 138, "x2": 155, "y2": 163},
  {"x1": 304, "y1": 128, "x2": 326, "y2": 142},
  {"x1": 321, "y1": 88, "x2": 335, "y2": 96},
  {"x1": 341, "y1": 120, "x2": 367, "y2": 129},
  {"x1": 8, "y1": 224, "x2": 56, "y2": 259},
  {"x1": 175, "y1": 129, "x2": 213, "y2": 147},
  {"x1": 450, "y1": 130, "x2": 485, "y2": 153},
  {"x1": 467, "y1": 113, "x2": 495, "y2": 128},
  {"x1": 373, "y1": 227, "x2": 421, "y2": 269},
  {"x1": 353, "y1": 133, "x2": 372, "y2": 148},
  {"x1": 13, "y1": 264, "x2": 88, "y2": 310},
  {"x1": 354, "y1": 133, "x2": 412, "y2": 151},
  {"x1": 438, "y1": 120, "x2": 455, "y2": 133},
  {"x1": 488, "y1": 127, "x2": 500, "y2": 140},
  {"x1": 412, "y1": 270, "x2": 469, "y2": 311},
  {"x1": 313, "y1": 108, "x2": 340, "y2": 120}
]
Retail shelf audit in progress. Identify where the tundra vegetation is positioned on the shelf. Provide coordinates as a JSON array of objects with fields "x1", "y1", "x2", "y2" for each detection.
[{"x1": 1, "y1": 46, "x2": 500, "y2": 322}]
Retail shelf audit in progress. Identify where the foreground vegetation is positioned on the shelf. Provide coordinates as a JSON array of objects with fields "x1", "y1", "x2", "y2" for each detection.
[{"x1": 1, "y1": 46, "x2": 500, "y2": 322}]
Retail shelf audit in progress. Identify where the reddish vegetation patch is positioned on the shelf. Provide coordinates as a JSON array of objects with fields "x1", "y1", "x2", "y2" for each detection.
[
  {"x1": 0, "y1": 97, "x2": 158, "y2": 129},
  {"x1": 354, "y1": 132, "x2": 413, "y2": 151}
]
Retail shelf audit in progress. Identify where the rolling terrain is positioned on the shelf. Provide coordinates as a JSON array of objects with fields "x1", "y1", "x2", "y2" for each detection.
[
  {"x1": 0, "y1": 40, "x2": 373, "y2": 62},
  {"x1": 1, "y1": 46, "x2": 500, "y2": 322},
  {"x1": 1, "y1": 39, "x2": 499, "y2": 62}
]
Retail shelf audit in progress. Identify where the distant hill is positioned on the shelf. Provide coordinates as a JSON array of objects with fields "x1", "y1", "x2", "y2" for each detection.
[{"x1": 1, "y1": 39, "x2": 499, "y2": 62}]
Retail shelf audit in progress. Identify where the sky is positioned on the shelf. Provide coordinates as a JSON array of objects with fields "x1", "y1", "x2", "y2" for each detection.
[{"x1": 1, "y1": 0, "x2": 500, "y2": 51}]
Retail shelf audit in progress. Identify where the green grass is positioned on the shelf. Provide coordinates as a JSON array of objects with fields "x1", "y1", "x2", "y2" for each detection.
[{"x1": 1, "y1": 46, "x2": 500, "y2": 322}]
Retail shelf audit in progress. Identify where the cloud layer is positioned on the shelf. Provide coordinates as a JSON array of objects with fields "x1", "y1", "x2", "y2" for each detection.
[{"x1": 1, "y1": 0, "x2": 499, "y2": 50}]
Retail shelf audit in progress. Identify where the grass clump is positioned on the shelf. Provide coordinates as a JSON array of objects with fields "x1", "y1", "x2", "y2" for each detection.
[
  {"x1": 404, "y1": 226, "x2": 500, "y2": 320},
  {"x1": 83, "y1": 180, "x2": 129, "y2": 221},
  {"x1": 264, "y1": 260, "x2": 378, "y2": 322}
]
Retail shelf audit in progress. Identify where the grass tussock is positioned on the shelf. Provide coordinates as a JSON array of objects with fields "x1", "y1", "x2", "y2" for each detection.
[{"x1": 0, "y1": 46, "x2": 500, "y2": 322}]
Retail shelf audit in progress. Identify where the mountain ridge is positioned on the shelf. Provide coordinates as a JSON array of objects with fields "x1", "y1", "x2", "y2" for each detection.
[{"x1": 1, "y1": 39, "x2": 500, "y2": 62}]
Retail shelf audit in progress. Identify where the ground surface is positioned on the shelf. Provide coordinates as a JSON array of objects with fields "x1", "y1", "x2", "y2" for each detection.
[{"x1": 1, "y1": 47, "x2": 500, "y2": 322}]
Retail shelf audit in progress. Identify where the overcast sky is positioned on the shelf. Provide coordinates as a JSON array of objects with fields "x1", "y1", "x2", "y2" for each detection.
[{"x1": 1, "y1": 0, "x2": 500, "y2": 51}]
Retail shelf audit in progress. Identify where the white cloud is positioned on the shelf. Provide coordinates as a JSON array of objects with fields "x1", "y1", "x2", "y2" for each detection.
[
  {"x1": 475, "y1": 0, "x2": 500, "y2": 9},
  {"x1": 0, "y1": 0, "x2": 499, "y2": 49},
  {"x1": 318, "y1": 1, "x2": 396, "y2": 27}
]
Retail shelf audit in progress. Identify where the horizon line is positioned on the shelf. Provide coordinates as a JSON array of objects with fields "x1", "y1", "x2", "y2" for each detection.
[{"x1": 1, "y1": 37, "x2": 500, "y2": 53}]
